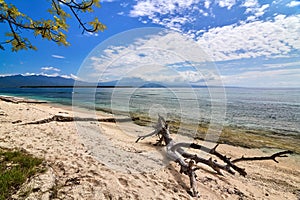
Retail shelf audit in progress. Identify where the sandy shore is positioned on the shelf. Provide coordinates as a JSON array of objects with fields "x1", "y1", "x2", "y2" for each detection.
[{"x1": 0, "y1": 97, "x2": 299, "y2": 200}]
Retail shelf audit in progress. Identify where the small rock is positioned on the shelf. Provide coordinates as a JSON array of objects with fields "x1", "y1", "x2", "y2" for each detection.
[
  {"x1": 0, "y1": 110, "x2": 7, "y2": 116},
  {"x1": 234, "y1": 187, "x2": 244, "y2": 197},
  {"x1": 227, "y1": 188, "x2": 235, "y2": 194},
  {"x1": 221, "y1": 194, "x2": 229, "y2": 198},
  {"x1": 32, "y1": 187, "x2": 40, "y2": 192}
]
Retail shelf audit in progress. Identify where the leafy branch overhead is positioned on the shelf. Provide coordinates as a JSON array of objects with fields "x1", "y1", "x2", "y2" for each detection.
[{"x1": 0, "y1": 0, "x2": 106, "y2": 51}]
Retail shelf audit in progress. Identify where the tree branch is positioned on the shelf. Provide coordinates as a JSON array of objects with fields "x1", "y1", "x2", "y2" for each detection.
[
  {"x1": 58, "y1": 0, "x2": 94, "y2": 10},
  {"x1": 190, "y1": 143, "x2": 247, "y2": 176},
  {"x1": 69, "y1": 6, "x2": 97, "y2": 33},
  {"x1": 231, "y1": 150, "x2": 293, "y2": 163},
  {"x1": 135, "y1": 130, "x2": 158, "y2": 143},
  {"x1": 0, "y1": 0, "x2": 105, "y2": 51},
  {"x1": 136, "y1": 115, "x2": 292, "y2": 197}
]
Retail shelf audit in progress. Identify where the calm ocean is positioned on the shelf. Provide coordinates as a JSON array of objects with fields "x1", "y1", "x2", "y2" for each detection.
[{"x1": 0, "y1": 87, "x2": 299, "y2": 136}]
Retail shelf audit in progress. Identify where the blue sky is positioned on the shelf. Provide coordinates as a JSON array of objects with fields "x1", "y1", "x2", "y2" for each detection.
[{"x1": 0, "y1": 0, "x2": 300, "y2": 87}]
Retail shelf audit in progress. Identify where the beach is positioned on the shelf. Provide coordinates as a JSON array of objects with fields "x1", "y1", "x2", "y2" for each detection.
[{"x1": 0, "y1": 97, "x2": 299, "y2": 200}]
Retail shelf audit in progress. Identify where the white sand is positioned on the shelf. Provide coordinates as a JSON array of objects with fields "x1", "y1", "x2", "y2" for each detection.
[{"x1": 0, "y1": 98, "x2": 299, "y2": 200}]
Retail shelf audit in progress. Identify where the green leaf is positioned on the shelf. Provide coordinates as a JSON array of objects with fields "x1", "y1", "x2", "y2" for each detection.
[{"x1": 1, "y1": 0, "x2": 106, "y2": 51}]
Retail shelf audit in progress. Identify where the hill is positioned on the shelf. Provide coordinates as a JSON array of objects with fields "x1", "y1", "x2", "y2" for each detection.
[{"x1": 0, "y1": 75, "x2": 78, "y2": 88}]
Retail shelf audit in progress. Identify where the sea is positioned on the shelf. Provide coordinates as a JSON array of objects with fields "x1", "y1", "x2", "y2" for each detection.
[{"x1": 0, "y1": 87, "x2": 299, "y2": 137}]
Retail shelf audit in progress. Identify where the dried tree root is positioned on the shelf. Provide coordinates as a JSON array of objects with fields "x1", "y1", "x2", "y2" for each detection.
[{"x1": 136, "y1": 115, "x2": 293, "y2": 197}]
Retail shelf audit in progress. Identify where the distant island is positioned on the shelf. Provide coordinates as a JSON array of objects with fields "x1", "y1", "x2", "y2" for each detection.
[
  {"x1": 20, "y1": 85, "x2": 132, "y2": 88},
  {"x1": 0, "y1": 74, "x2": 213, "y2": 88}
]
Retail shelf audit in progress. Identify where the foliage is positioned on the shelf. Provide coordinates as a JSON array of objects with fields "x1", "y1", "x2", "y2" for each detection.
[
  {"x1": 0, "y1": 0, "x2": 106, "y2": 51},
  {"x1": 0, "y1": 148, "x2": 44, "y2": 200}
]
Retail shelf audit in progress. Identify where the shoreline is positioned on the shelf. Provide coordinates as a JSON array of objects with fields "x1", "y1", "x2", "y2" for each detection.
[
  {"x1": 1, "y1": 94, "x2": 299, "y2": 154},
  {"x1": 0, "y1": 96, "x2": 299, "y2": 199}
]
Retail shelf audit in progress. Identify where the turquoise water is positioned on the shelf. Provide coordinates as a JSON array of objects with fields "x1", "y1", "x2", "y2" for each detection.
[{"x1": 0, "y1": 87, "x2": 299, "y2": 136}]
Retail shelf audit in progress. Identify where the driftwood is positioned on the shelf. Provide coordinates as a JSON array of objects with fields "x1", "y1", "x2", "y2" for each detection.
[
  {"x1": 20, "y1": 115, "x2": 139, "y2": 125},
  {"x1": 136, "y1": 115, "x2": 293, "y2": 197},
  {"x1": 231, "y1": 150, "x2": 293, "y2": 163},
  {"x1": 0, "y1": 96, "x2": 47, "y2": 104}
]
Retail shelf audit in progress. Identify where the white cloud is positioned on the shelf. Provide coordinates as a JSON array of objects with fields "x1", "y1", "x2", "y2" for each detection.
[
  {"x1": 241, "y1": 0, "x2": 270, "y2": 21},
  {"x1": 241, "y1": 0, "x2": 259, "y2": 8},
  {"x1": 196, "y1": 14, "x2": 300, "y2": 61},
  {"x1": 21, "y1": 72, "x2": 60, "y2": 77},
  {"x1": 79, "y1": 30, "x2": 222, "y2": 84},
  {"x1": 221, "y1": 68, "x2": 300, "y2": 87},
  {"x1": 129, "y1": 0, "x2": 239, "y2": 20},
  {"x1": 216, "y1": 0, "x2": 236, "y2": 9},
  {"x1": 41, "y1": 66, "x2": 61, "y2": 72},
  {"x1": 246, "y1": 15, "x2": 256, "y2": 21},
  {"x1": 242, "y1": 0, "x2": 259, "y2": 13},
  {"x1": 21, "y1": 72, "x2": 79, "y2": 80},
  {"x1": 128, "y1": 0, "x2": 240, "y2": 29},
  {"x1": 70, "y1": 74, "x2": 81, "y2": 80},
  {"x1": 60, "y1": 73, "x2": 81, "y2": 80},
  {"x1": 129, "y1": 0, "x2": 200, "y2": 17},
  {"x1": 84, "y1": 32, "x2": 99, "y2": 37},
  {"x1": 78, "y1": 18, "x2": 300, "y2": 86},
  {"x1": 0, "y1": 72, "x2": 80, "y2": 80},
  {"x1": 286, "y1": 1, "x2": 300, "y2": 7},
  {"x1": 120, "y1": 2, "x2": 129, "y2": 7},
  {"x1": 23, "y1": 72, "x2": 39, "y2": 76},
  {"x1": 255, "y1": 4, "x2": 269, "y2": 17},
  {"x1": 263, "y1": 61, "x2": 300, "y2": 69},
  {"x1": 51, "y1": 54, "x2": 65, "y2": 59},
  {"x1": 158, "y1": 16, "x2": 192, "y2": 31},
  {"x1": 129, "y1": 0, "x2": 208, "y2": 30},
  {"x1": 204, "y1": 0, "x2": 211, "y2": 9},
  {"x1": 40, "y1": 72, "x2": 60, "y2": 77},
  {"x1": 0, "y1": 73, "x2": 16, "y2": 77}
]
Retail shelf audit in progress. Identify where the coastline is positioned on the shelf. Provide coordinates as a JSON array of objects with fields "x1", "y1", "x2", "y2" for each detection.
[
  {"x1": 129, "y1": 112, "x2": 300, "y2": 154},
  {"x1": 0, "y1": 95, "x2": 299, "y2": 199},
  {"x1": 1, "y1": 93, "x2": 299, "y2": 154}
]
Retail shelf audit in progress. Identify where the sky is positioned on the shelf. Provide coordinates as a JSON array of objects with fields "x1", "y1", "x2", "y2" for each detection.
[{"x1": 0, "y1": 0, "x2": 300, "y2": 87}]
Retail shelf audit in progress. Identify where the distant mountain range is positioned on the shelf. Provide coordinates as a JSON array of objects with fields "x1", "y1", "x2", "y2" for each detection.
[
  {"x1": 0, "y1": 75, "x2": 168, "y2": 88},
  {"x1": 0, "y1": 75, "x2": 79, "y2": 88},
  {"x1": 0, "y1": 74, "x2": 213, "y2": 88}
]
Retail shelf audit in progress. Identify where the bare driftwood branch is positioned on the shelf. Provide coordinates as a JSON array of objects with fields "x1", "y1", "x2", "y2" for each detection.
[
  {"x1": 232, "y1": 150, "x2": 293, "y2": 163},
  {"x1": 136, "y1": 115, "x2": 293, "y2": 197},
  {"x1": 20, "y1": 115, "x2": 139, "y2": 125},
  {"x1": 136, "y1": 115, "x2": 168, "y2": 145},
  {"x1": 172, "y1": 144, "x2": 235, "y2": 176},
  {"x1": 189, "y1": 143, "x2": 247, "y2": 176},
  {"x1": 135, "y1": 130, "x2": 157, "y2": 143}
]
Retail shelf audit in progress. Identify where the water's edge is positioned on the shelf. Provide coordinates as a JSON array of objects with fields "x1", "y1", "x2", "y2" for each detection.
[{"x1": 0, "y1": 87, "x2": 300, "y2": 154}]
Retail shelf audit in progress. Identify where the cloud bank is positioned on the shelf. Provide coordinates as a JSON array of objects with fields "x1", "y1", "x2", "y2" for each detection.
[
  {"x1": 79, "y1": 29, "x2": 222, "y2": 85},
  {"x1": 197, "y1": 14, "x2": 300, "y2": 61},
  {"x1": 41, "y1": 66, "x2": 61, "y2": 72}
]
